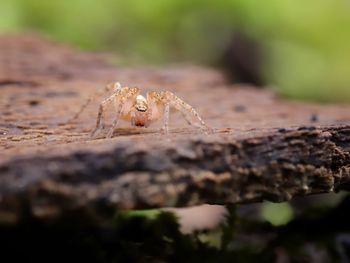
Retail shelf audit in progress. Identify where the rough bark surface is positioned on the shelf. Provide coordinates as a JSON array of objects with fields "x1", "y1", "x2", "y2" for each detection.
[{"x1": 0, "y1": 35, "x2": 349, "y2": 224}]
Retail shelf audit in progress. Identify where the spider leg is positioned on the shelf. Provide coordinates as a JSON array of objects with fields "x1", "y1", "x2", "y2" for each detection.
[
  {"x1": 106, "y1": 100, "x2": 126, "y2": 138},
  {"x1": 91, "y1": 94, "x2": 117, "y2": 137},
  {"x1": 146, "y1": 92, "x2": 167, "y2": 132},
  {"x1": 105, "y1": 87, "x2": 140, "y2": 138},
  {"x1": 159, "y1": 91, "x2": 212, "y2": 132},
  {"x1": 161, "y1": 102, "x2": 170, "y2": 134},
  {"x1": 68, "y1": 82, "x2": 122, "y2": 123}
]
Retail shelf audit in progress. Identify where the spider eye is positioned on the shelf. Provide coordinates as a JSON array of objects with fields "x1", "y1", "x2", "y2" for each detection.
[{"x1": 136, "y1": 105, "x2": 147, "y2": 112}]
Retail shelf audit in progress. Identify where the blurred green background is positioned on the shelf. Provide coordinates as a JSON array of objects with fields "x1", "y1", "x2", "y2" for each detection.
[{"x1": 1, "y1": 0, "x2": 350, "y2": 102}]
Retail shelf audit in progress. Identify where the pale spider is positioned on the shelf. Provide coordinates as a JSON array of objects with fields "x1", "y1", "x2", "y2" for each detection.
[{"x1": 71, "y1": 82, "x2": 212, "y2": 138}]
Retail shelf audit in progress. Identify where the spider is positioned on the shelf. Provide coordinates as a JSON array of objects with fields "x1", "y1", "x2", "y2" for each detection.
[{"x1": 71, "y1": 82, "x2": 212, "y2": 138}]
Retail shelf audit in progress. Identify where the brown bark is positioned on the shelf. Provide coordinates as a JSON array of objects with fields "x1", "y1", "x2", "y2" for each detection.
[{"x1": 0, "y1": 35, "x2": 349, "y2": 224}]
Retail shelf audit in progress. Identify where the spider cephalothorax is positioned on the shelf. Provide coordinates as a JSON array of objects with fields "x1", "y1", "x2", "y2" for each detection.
[
  {"x1": 134, "y1": 95, "x2": 148, "y2": 112},
  {"x1": 72, "y1": 82, "x2": 211, "y2": 138}
]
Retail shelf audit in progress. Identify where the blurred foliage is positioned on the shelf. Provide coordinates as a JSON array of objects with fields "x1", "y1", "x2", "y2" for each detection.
[
  {"x1": 262, "y1": 202, "x2": 294, "y2": 226},
  {"x1": 0, "y1": 0, "x2": 350, "y2": 102}
]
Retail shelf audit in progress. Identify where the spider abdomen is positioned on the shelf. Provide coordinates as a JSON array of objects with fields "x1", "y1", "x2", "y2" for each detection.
[{"x1": 133, "y1": 112, "x2": 148, "y2": 127}]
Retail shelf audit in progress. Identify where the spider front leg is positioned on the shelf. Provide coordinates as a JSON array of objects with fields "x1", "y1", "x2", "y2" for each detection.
[
  {"x1": 91, "y1": 94, "x2": 116, "y2": 137},
  {"x1": 106, "y1": 100, "x2": 126, "y2": 138},
  {"x1": 91, "y1": 85, "x2": 139, "y2": 138},
  {"x1": 105, "y1": 87, "x2": 140, "y2": 138},
  {"x1": 69, "y1": 82, "x2": 122, "y2": 123},
  {"x1": 161, "y1": 91, "x2": 212, "y2": 133},
  {"x1": 161, "y1": 102, "x2": 170, "y2": 134}
]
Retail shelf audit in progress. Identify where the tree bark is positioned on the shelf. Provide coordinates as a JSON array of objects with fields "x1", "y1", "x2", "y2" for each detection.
[{"x1": 0, "y1": 35, "x2": 349, "y2": 224}]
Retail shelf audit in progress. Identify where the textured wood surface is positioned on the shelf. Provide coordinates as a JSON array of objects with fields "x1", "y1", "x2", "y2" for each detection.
[{"x1": 0, "y1": 35, "x2": 349, "y2": 224}]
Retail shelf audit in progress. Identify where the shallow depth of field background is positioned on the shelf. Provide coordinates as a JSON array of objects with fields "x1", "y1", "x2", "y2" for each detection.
[{"x1": 1, "y1": 0, "x2": 350, "y2": 102}]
